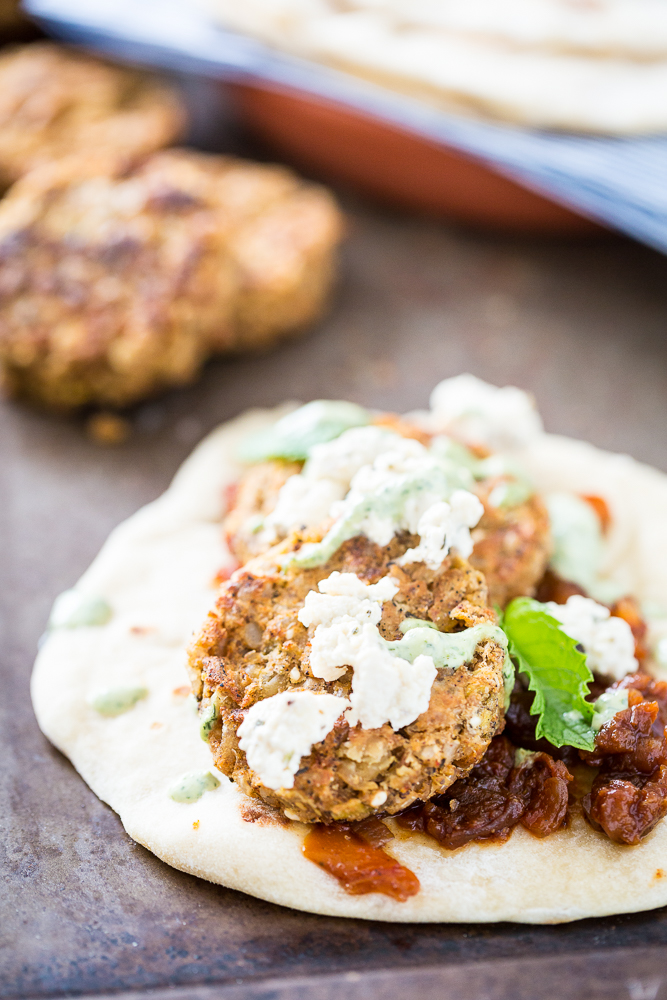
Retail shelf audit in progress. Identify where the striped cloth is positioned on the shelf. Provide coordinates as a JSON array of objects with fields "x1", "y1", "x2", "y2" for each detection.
[{"x1": 26, "y1": 0, "x2": 667, "y2": 253}]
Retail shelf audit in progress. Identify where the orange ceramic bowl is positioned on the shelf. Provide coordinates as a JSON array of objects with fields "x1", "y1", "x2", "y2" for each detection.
[{"x1": 230, "y1": 81, "x2": 605, "y2": 236}]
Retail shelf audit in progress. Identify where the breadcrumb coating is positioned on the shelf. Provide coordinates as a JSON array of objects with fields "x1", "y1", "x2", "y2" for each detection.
[{"x1": 0, "y1": 148, "x2": 343, "y2": 409}]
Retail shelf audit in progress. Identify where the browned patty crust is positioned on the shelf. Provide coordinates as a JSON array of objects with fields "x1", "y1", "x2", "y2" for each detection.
[
  {"x1": 470, "y1": 484, "x2": 552, "y2": 608},
  {"x1": 0, "y1": 149, "x2": 343, "y2": 409},
  {"x1": 0, "y1": 43, "x2": 186, "y2": 189},
  {"x1": 188, "y1": 530, "x2": 507, "y2": 824}
]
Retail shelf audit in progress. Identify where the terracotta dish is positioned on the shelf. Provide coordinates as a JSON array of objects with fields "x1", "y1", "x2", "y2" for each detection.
[{"x1": 230, "y1": 82, "x2": 605, "y2": 235}]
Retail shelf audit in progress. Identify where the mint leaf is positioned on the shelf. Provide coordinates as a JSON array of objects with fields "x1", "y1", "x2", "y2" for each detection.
[{"x1": 503, "y1": 597, "x2": 596, "y2": 751}]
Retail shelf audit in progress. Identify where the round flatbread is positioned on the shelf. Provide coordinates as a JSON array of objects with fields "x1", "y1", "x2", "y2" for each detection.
[
  {"x1": 199, "y1": 0, "x2": 667, "y2": 133},
  {"x1": 31, "y1": 405, "x2": 667, "y2": 923}
]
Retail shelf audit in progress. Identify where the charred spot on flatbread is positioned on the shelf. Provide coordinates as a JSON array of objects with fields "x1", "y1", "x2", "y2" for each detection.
[{"x1": 188, "y1": 529, "x2": 506, "y2": 824}]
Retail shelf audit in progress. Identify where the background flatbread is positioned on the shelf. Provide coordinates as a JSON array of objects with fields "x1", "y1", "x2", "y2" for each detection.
[
  {"x1": 31, "y1": 406, "x2": 667, "y2": 923},
  {"x1": 318, "y1": 0, "x2": 667, "y2": 60},
  {"x1": 198, "y1": 0, "x2": 667, "y2": 133}
]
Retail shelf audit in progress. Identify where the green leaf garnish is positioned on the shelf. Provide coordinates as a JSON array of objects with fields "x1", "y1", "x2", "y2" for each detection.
[{"x1": 502, "y1": 597, "x2": 596, "y2": 751}]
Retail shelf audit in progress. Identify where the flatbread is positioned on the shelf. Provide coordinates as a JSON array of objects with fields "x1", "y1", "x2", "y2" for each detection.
[
  {"x1": 31, "y1": 405, "x2": 667, "y2": 923},
  {"x1": 198, "y1": 0, "x2": 667, "y2": 133},
  {"x1": 286, "y1": 0, "x2": 667, "y2": 60}
]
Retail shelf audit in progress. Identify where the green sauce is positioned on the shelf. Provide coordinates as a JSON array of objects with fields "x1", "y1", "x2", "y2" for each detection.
[
  {"x1": 169, "y1": 771, "x2": 220, "y2": 803},
  {"x1": 386, "y1": 621, "x2": 508, "y2": 671},
  {"x1": 547, "y1": 493, "x2": 627, "y2": 603},
  {"x1": 90, "y1": 686, "x2": 148, "y2": 717},
  {"x1": 430, "y1": 436, "x2": 479, "y2": 475},
  {"x1": 49, "y1": 590, "x2": 113, "y2": 629},
  {"x1": 399, "y1": 618, "x2": 438, "y2": 632},
  {"x1": 396, "y1": 619, "x2": 513, "y2": 706},
  {"x1": 591, "y1": 689, "x2": 629, "y2": 731},
  {"x1": 289, "y1": 466, "x2": 458, "y2": 569},
  {"x1": 199, "y1": 702, "x2": 218, "y2": 742},
  {"x1": 238, "y1": 400, "x2": 370, "y2": 463}
]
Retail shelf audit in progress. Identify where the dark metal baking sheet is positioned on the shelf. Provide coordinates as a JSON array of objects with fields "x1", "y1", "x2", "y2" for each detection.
[{"x1": 4, "y1": 194, "x2": 667, "y2": 1000}]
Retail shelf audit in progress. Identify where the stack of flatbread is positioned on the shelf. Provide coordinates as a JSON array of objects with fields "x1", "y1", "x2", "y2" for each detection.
[{"x1": 197, "y1": 0, "x2": 667, "y2": 133}]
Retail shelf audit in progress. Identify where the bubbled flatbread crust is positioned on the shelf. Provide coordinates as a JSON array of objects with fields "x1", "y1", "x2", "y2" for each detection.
[{"x1": 31, "y1": 405, "x2": 667, "y2": 923}]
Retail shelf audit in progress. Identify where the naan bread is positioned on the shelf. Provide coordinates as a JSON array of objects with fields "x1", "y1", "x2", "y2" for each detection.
[
  {"x1": 198, "y1": 0, "x2": 667, "y2": 133},
  {"x1": 31, "y1": 405, "x2": 667, "y2": 923}
]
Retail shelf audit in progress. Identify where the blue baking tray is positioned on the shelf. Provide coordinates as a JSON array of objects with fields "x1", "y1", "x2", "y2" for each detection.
[{"x1": 24, "y1": 0, "x2": 667, "y2": 254}]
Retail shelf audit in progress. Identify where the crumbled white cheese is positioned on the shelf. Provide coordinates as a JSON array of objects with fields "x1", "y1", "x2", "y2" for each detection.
[
  {"x1": 429, "y1": 374, "x2": 543, "y2": 450},
  {"x1": 347, "y1": 645, "x2": 438, "y2": 732},
  {"x1": 305, "y1": 425, "x2": 413, "y2": 486},
  {"x1": 294, "y1": 456, "x2": 482, "y2": 568},
  {"x1": 261, "y1": 426, "x2": 411, "y2": 539},
  {"x1": 262, "y1": 474, "x2": 345, "y2": 537},
  {"x1": 237, "y1": 689, "x2": 349, "y2": 790},
  {"x1": 298, "y1": 571, "x2": 438, "y2": 729},
  {"x1": 546, "y1": 595, "x2": 638, "y2": 681},
  {"x1": 298, "y1": 572, "x2": 399, "y2": 680},
  {"x1": 398, "y1": 490, "x2": 484, "y2": 569},
  {"x1": 299, "y1": 572, "x2": 398, "y2": 632},
  {"x1": 330, "y1": 442, "x2": 449, "y2": 547}
]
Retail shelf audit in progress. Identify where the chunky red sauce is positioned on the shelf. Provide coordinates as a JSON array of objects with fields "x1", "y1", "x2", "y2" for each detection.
[
  {"x1": 299, "y1": 562, "x2": 662, "y2": 894},
  {"x1": 396, "y1": 737, "x2": 572, "y2": 849},
  {"x1": 580, "y1": 676, "x2": 667, "y2": 844},
  {"x1": 535, "y1": 569, "x2": 586, "y2": 605},
  {"x1": 301, "y1": 675, "x2": 667, "y2": 896},
  {"x1": 302, "y1": 818, "x2": 420, "y2": 901}
]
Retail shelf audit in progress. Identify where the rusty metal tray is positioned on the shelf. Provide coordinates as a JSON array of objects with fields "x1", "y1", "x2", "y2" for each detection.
[{"x1": 4, "y1": 194, "x2": 667, "y2": 1000}]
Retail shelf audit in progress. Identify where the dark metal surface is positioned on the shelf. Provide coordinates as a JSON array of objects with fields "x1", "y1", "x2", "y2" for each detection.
[{"x1": 4, "y1": 201, "x2": 667, "y2": 1000}]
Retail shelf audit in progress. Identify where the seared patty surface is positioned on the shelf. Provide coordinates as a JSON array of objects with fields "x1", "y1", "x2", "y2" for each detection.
[
  {"x1": 188, "y1": 529, "x2": 506, "y2": 823},
  {"x1": 0, "y1": 149, "x2": 342, "y2": 409}
]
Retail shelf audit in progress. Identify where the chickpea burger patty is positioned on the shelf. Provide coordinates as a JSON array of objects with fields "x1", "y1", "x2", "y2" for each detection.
[{"x1": 188, "y1": 529, "x2": 508, "y2": 824}]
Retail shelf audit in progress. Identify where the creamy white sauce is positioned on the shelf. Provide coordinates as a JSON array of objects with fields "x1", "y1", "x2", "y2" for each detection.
[
  {"x1": 546, "y1": 595, "x2": 638, "y2": 680},
  {"x1": 237, "y1": 689, "x2": 350, "y2": 790}
]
